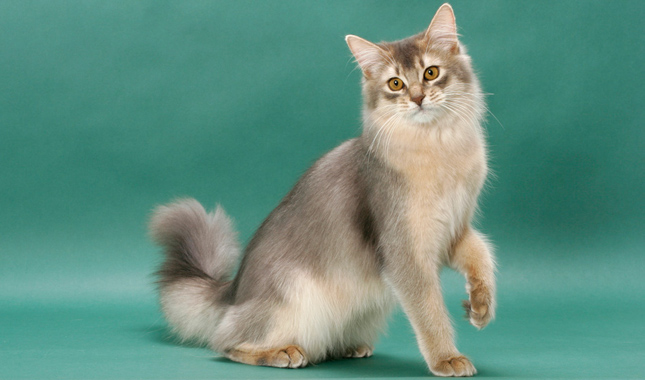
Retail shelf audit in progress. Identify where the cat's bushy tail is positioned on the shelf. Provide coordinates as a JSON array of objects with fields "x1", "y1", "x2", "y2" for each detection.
[{"x1": 149, "y1": 198, "x2": 240, "y2": 345}]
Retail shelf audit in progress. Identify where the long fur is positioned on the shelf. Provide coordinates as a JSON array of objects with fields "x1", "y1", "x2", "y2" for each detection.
[
  {"x1": 150, "y1": 199, "x2": 240, "y2": 345},
  {"x1": 149, "y1": 3, "x2": 496, "y2": 377}
]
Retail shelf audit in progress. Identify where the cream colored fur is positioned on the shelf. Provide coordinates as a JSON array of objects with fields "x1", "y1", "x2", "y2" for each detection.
[
  {"x1": 261, "y1": 270, "x2": 395, "y2": 363},
  {"x1": 151, "y1": 3, "x2": 496, "y2": 377}
]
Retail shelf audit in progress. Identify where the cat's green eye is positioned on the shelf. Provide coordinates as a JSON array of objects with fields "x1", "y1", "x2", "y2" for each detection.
[
  {"x1": 424, "y1": 66, "x2": 440, "y2": 81},
  {"x1": 388, "y1": 78, "x2": 404, "y2": 91}
]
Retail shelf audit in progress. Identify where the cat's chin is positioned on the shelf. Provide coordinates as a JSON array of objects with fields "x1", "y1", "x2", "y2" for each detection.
[{"x1": 406, "y1": 108, "x2": 441, "y2": 126}]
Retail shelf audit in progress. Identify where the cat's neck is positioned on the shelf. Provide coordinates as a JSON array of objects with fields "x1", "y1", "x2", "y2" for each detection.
[{"x1": 361, "y1": 109, "x2": 484, "y2": 167}]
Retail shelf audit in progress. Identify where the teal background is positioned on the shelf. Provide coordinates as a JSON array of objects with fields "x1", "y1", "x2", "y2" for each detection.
[{"x1": 1, "y1": 1, "x2": 643, "y2": 379}]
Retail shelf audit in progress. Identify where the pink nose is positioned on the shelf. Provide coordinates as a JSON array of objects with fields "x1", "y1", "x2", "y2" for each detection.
[{"x1": 411, "y1": 94, "x2": 425, "y2": 106}]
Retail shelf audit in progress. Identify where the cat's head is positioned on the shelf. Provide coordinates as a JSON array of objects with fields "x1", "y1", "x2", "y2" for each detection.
[{"x1": 346, "y1": 4, "x2": 483, "y2": 128}]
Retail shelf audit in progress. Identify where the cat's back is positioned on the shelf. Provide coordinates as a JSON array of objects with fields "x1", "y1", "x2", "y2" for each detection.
[
  {"x1": 230, "y1": 138, "x2": 377, "y2": 301},
  {"x1": 270, "y1": 137, "x2": 367, "y2": 223}
]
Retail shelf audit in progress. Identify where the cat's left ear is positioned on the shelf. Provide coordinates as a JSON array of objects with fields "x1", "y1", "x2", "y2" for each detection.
[{"x1": 425, "y1": 3, "x2": 460, "y2": 53}]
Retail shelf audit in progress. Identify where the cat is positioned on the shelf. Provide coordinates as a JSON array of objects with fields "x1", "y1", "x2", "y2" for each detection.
[{"x1": 149, "y1": 3, "x2": 495, "y2": 377}]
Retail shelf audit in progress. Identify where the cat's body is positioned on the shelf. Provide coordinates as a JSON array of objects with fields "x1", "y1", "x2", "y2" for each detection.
[{"x1": 150, "y1": 4, "x2": 496, "y2": 377}]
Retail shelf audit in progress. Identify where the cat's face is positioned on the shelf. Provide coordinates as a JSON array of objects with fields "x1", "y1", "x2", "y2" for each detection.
[{"x1": 347, "y1": 4, "x2": 481, "y2": 127}]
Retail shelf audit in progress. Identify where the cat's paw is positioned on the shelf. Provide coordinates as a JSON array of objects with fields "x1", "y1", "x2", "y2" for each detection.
[
  {"x1": 463, "y1": 279, "x2": 495, "y2": 329},
  {"x1": 343, "y1": 345, "x2": 373, "y2": 358},
  {"x1": 271, "y1": 345, "x2": 308, "y2": 368},
  {"x1": 431, "y1": 354, "x2": 477, "y2": 377},
  {"x1": 225, "y1": 344, "x2": 308, "y2": 368}
]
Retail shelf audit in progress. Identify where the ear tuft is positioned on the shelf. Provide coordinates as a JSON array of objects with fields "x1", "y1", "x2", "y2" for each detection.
[
  {"x1": 425, "y1": 3, "x2": 459, "y2": 53},
  {"x1": 345, "y1": 34, "x2": 388, "y2": 78}
]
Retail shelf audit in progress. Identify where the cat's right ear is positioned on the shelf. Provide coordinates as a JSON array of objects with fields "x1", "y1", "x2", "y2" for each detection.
[{"x1": 345, "y1": 35, "x2": 387, "y2": 79}]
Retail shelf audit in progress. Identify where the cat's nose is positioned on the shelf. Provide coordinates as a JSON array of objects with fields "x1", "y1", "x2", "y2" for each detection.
[{"x1": 411, "y1": 94, "x2": 425, "y2": 106}]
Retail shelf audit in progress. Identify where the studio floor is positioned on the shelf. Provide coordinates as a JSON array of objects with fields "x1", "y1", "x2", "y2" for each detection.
[{"x1": 3, "y1": 241, "x2": 644, "y2": 379}]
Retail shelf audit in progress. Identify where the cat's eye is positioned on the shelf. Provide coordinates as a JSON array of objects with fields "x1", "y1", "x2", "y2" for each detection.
[
  {"x1": 388, "y1": 78, "x2": 404, "y2": 91},
  {"x1": 424, "y1": 66, "x2": 440, "y2": 81}
]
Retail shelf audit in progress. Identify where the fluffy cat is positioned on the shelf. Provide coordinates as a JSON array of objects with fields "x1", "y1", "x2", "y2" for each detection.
[{"x1": 149, "y1": 3, "x2": 496, "y2": 377}]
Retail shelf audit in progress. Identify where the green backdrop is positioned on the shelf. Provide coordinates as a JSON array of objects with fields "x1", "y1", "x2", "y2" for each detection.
[{"x1": 1, "y1": 1, "x2": 643, "y2": 379}]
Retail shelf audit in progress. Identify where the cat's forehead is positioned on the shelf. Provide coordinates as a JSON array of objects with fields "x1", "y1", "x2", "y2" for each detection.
[
  {"x1": 379, "y1": 51, "x2": 447, "y2": 80},
  {"x1": 386, "y1": 37, "x2": 426, "y2": 69},
  {"x1": 380, "y1": 37, "x2": 448, "y2": 75}
]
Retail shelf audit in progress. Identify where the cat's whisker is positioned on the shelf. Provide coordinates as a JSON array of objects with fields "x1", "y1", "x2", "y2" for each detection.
[
  {"x1": 443, "y1": 93, "x2": 481, "y2": 112},
  {"x1": 445, "y1": 99, "x2": 482, "y2": 128},
  {"x1": 442, "y1": 84, "x2": 493, "y2": 98},
  {"x1": 442, "y1": 103, "x2": 472, "y2": 128},
  {"x1": 365, "y1": 105, "x2": 400, "y2": 151},
  {"x1": 445, "y1": 94, "x2": 503, "y2": 130},
  {"x1": 484, "y1": 108, "x2": 504, "y2": 130},
  {"x1": 367, "y1": 108, "x2": 402, "y2": 158},
  {"x1": 445, "y1": 99, "x2": 479, "y2": 121},
  {"x1": 367, "y1": 110, "x2": 399, "y2": 157},
  {"x1": 383, "y1": 114, "x2": 405, "y2": 159},
  {"x1": 374, "y1": 112, "x2": 402, "y2": 155}
]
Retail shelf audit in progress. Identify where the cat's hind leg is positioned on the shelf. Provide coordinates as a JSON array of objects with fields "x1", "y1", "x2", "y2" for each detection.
[
  {"x1": 339, "y1": 293, "x2": 394, "y2": 360},
  {"x1": 224, "y1": 343, "x2": 309, "y2": 368}
]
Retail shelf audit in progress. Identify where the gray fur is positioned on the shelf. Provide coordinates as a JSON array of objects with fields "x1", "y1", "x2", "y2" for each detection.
[
  {"x1": 150, "y1": 3, "x2": 495, "y2": 375},
  {"x1": 150, "y1": 199, "x2": 240, "y2": 283}
]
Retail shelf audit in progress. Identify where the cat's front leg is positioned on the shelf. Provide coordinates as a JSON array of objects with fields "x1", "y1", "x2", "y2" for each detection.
[
  {"x1": 380, "y1": 243, "x2": 476, "y2": 376},
  {"x1": 450, "y1": 228, "x2": 496, "y2": 329}
]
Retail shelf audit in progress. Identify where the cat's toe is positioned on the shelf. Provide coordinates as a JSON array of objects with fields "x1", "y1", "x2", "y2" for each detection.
[
  {"x1": 343, "y1": 345, "x2": 373, "y2": 358},
  {"x1": 462, "y1": 300, "x2": 489, "y2": 329},
  {"x1": 272, "y1": 346, "x2": 308, "y2": 368},
  {"x1": 226, "y1": 344, "x2": 308, "y2": 368},
  {"x1": 431, "y1": 355, "x2": 477, "y2": 377},
  {"x1": 464, "y1": 281, "x2": 495, "y2": 329},
  {"x1": 283, "y1": 345, "x2": 308, "y2": 368}
]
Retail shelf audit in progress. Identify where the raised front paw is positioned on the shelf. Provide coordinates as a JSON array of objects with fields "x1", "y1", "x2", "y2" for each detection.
[
  {"x1": 463, "y1": 279, "x2": 495, "y2": 329},
  {"x1": 431, "y1": 354, "x2": 477, "y2": 377}
]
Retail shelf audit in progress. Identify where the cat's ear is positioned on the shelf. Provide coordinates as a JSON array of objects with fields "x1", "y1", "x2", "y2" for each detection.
[
  {"x1": 424, "y1": 3, "x2": 459, "y2": 53},
  {"x1": 345, "y1": 35, "x2": 388, "y2": 79}
]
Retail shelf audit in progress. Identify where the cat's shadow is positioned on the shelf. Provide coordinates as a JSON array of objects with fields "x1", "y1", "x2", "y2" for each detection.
[
  {"x1": 140, "y1": 324, "x2": 426, "y2": 376},
  {"x1": 139, "y1": 325, "x2": 502, "y2": 378},
  {"x1": 211, "y1": 354, "x2": 430, "y2": 378},
  {"x1": 212, "y1": 354, "x2": 503, "y2": 377},
  {"x1": 138, "y1": 324, "x2": 203, "y2": 348},
  {"x1": 213, "y1": 355, "x2": 504, "y2": 378}
]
